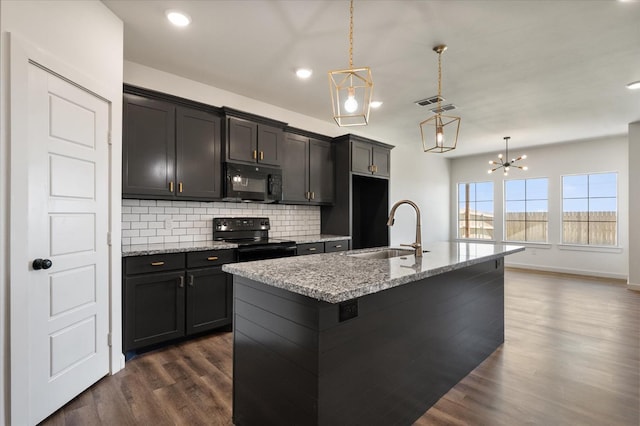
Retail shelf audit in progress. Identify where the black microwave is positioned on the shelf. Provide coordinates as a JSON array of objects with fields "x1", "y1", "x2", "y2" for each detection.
[{"x1": 224, "y1": 163, "x2": 282, "y2": 203}]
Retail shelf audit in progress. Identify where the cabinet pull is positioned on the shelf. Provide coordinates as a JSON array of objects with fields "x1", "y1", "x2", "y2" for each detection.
[
  {"x1": 169, "y1": 181, "x2": 174, "y2": 192},
  {"x1": 311, "y1": 192, "x2": 315, "y2": 200},
  {"x1": 207, "y1": 256, "x2": 219, "y2": 261},
  {"x1": 308, "y1": 248, "x2": 317, "y2": 252},
  {"x1": 150, "y1": 261, "x2": 165, "y2": 266},
  {"x1": 178, "y1": 276, "x2": 184, "y2": 288},
  {"x1": 259, "y1": 151, "x2": 264, "y2": 161},
  {"x1": 252, "y1": 150, "x2": 257, "y2": 159},
  {"x1": 188, "y1": 275, "x2": 194, "y2": 287},
  {"x1": 335, "y1": 244, "x2": 343, "y2": 248},
  {"x1": 178, "y1": 182, "x2": 183, "y2": 193}
]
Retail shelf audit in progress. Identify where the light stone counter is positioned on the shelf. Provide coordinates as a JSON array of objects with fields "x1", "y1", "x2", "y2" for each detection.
[
  {"x1": 122, "y1": 241, "x2": 237, "y2": 257},
  {"x1": 223, "y1": 241, "x2": 524, "y2": 303}
]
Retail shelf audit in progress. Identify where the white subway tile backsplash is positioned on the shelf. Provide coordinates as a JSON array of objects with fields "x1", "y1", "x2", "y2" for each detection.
[{"x1": 122, "y1": 199, "x2": 321, "y2": 245}]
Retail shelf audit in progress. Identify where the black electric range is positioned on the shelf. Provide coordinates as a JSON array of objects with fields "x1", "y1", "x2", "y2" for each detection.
[{"x1": 213, "y1": 217, "x2": 297, "y2": 262}]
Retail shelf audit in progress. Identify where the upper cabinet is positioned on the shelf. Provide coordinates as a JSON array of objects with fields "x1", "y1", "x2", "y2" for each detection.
[
  {"x1": 282, "y1": 130, "x2": 334, "y2": 205},
  {"x1": 223, "y1": 109, "x2": 286, "y2": 167},
  {"x1": 351, "y1": 139, "x2": 391, "y2": 178},
  {"x1": 123, "y1": 87, "x2": 222, "y2": 200}
]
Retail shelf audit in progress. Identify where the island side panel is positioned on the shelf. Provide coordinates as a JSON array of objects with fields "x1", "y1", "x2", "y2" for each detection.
[
  {"x1": 232, "y1": 277, "x2": 322, "y2": 426},
  {"x1": 317, "y1": 259, "x2": 505, "y2": 425}
]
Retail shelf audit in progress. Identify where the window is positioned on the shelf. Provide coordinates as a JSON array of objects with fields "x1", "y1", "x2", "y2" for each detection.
[
  {"x1": 562, "y1": 172, "x2": 617, "y2": 246},
  {"x1": 505, "y1": 178, "x2": 548, "y2": 242},
  {"x1": 458, "y1": 182, "x2": 494, "y2": 239}
]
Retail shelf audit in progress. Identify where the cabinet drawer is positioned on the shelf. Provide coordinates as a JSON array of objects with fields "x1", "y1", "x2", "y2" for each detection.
[
  {"x1": 125, "y1": 253, "x2": 185, "y2": 275},
  {"x1": 325, "y1": 240, "x2": 349, "y2": 252},
  {"x1": 297, "y1": 242, "x2": 325, "y2": 256},
  {"x1": 187, "y1": 249, "x2": 236, "y2": 268}
]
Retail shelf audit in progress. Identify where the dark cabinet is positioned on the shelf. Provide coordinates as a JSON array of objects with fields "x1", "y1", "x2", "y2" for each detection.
[
  {"x1": 297, "y1": 242, "x2": 324, "y2": 255},
  {"x1": 324, "y1": 240, "x2": 349, "y2": 252},
  {"x1": 297, "y1": 240, "x2": 349, "y2": 255},
  {"x1": 123, "y1": 89, "x2": 222, "y2": 200},
  {"x1": 351, "y1": 140, "x2": 391, "y2": 178},
  {"x1": 226, "y1": 116, "x2": 282, "y2": 166},
  {"x1": 123, "y1": 249, "x2": 235, "y2": 352},
  {"x1": 282, "y1": 131, "x2": 334, "y2": 204}
]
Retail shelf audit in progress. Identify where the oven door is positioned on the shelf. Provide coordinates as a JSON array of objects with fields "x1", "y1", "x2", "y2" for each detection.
[{"x1": 237, "y1": 243, "x2": 297, "y2": 262}]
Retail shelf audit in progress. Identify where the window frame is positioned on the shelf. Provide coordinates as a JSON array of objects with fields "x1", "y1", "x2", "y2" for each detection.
[
  {"x1": 560, "y1": 171, "x2": 619, "y2": 247},
  {"x1": 456, "y1": 181, "x2": 495, "y2": 241},
  {"x1": 503, "y1": 177, "x2": 549, "y2": 243}
]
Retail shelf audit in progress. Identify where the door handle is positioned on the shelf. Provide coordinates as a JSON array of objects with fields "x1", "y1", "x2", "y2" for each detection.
[
  {"x1": 207, "y1": 256, "x2": 219, "y2": 261},
  {"x1": 308, "y1": 248, "x2": 317, "y2": 252},
  {"x1": 32, "y1": 258, "x2": 52, "y2": 270},
  {"x1": 188, "y1": 275, "x2": 194, "y2": 287},
  {"x1": 169, "y1": 181, "x2": 174, "y2": 192},
  {"x1": 252, "y1": 150, "x2": 257, "y2": 160},
  {"x1": 178, "y1": 276, "x2": 184, "y2": 288},
  {"x1": 150, "y1": 261, "x2": 165, "y2": 266},
  {"x1": 260, "y1": 151, "x2": 264, "y2": 161},
  {"x1": 178, "y1": 182, "x2": 183, "y2": 193}
]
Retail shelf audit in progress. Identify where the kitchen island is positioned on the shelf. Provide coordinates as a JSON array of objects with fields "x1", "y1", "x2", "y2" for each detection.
[{"x1": 223, "y1": 242, "x2": 524, "y2": 425}]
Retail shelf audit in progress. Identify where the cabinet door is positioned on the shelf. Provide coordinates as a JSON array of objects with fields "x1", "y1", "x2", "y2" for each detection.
[
  {"x1": 124, "y1": 271, "x2": 185, "y2": 351},
  {"x1": 281, "y1": 133, "x2": 309, "y2": 203},
  {"x1": 297, "y1": 242, "x2": 324, "y2": 255},
  {"x1": 176, "y1": 107, "x2": 222, "y2": 199},
  {"x1": 309, "y1": 139, "x2": 334, "y2": 204},
  {"x1": 325, "y1": 240, "x2": 349, "y2": 252},
  {"x1": 258, "y1": 124, "x2": 282, "y2": 166},
  {"x1": 186, "y1": 267, "x2": 232, "y2": 335},
  {"x1": 123, "y1": 94, "x2": 175, "y2": 197},
  {"x1": 227, "y1": 117, "x2": 258, "y2": 163},
  {"x1": 372, "y1": 146, "x2": 391, "y2": 178},
  {"x1": 351, "y1": 140, "x2": 373, "y2": 175}
]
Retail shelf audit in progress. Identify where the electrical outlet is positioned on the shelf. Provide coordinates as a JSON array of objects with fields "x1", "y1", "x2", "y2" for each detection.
[{"x1": 164, "y1": 218, "x2": 173, "y2": 230}]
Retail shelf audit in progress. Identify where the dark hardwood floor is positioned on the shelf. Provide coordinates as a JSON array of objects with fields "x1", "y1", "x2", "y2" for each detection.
[{"x1": 40, "y1": 269, "x2": 640, "y2": 425}]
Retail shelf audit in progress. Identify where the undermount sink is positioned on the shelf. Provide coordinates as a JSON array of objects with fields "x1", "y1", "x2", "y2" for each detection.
[{"x1": 347, "y1": 248, "x2": 415, "y2": 260}]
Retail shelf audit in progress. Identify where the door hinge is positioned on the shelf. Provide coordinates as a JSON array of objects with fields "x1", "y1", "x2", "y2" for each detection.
[
  {"x1": 107, "y1": 231, "x2": 112, "y2": 246},
  {"x1": 107, "y1": 131, "x2": 112, "y2": 145},
  {"x1": 107, "y1": 333, "x2": 112, "y2": 347}
]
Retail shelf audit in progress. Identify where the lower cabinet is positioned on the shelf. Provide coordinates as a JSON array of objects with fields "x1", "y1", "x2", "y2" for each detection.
[
  {"x1": 297, "y1": 239, "x2": 350, "y2": 256},
  {"x1": 123, "y1": 249, "x2": 235, "y2": 352}
]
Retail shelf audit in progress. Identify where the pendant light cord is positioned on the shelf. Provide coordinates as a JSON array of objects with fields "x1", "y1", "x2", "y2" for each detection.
[
  {"x1": 349, "y1": 0, "x2": 354, "y2": 69},
  {"x1": 437, "y1": 50, "x2": 442, "y2": 111}
]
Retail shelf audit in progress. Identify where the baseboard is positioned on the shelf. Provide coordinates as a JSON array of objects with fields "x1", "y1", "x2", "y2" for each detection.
[
  {"x1": 505, "y1": 262, "x2": 628, "y2": 281},
  {"x1": 627, "y1": 283, "x2": 640, "y2": 292}
]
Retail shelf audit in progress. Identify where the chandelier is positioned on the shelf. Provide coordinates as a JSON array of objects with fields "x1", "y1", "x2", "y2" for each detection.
[
  {"x1": 488, "y1": 136, "x2": 528, "y2": 176},
  {"x1": 420, "y1": 45, "x2": 461, "y2": 153},
  {"x1": 328, "y1": 0, "x2": 373, "y2": 127}
]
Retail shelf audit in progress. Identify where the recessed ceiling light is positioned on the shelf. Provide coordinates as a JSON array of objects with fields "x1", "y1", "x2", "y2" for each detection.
[
  {"x1": 166, "y1": 10, "x2": 191, "y2": 27},
  {"x1": 296, "y1": 68, "x2": 312, "y2": 79},
  {"x1": 370, "y1": 101, "x2": 383, "y2": 108},
  {"x1": 626, "y1": 80, "x2": 640, "y2": 90}
]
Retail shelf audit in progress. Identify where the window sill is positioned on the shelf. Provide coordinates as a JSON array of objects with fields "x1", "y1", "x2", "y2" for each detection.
[
  {"x1": 454, "y1": 238, "x2": 496, "y2": 244},
  {"x1": 501, "y1": 241, "x2": 552, "y2": 249},
  {"x1": 557, "y1": 244, "x2": 623, "y2": 254}
]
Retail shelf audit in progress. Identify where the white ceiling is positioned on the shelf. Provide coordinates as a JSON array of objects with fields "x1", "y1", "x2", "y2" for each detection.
[{"x1": 102, "y1": 0, "x2": 640, "y2": 158}]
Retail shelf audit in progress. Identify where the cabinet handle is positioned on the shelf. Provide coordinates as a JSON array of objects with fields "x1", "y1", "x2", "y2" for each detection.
[
  {"x1": 252, "y1": 150, "x2": 257, "y2": 159},
  {"x1": 178, "y1": 182, "x2": 183, "y2": 193},
  {"x1": 207, "y1": 256, "x2": 219, "y2": 261},
  {"x1": 308, "y1": 248, "x2": 317, "y2": 252},
  {"x1": 150, "y1": 261, "x2": 165, "y2": 266},
  {"x1": 188, "y1": 275, "x2": 194, "y2": 287},
  {"x1": 311, "y1": 192, "x2": 315, "y2": 200},
  {"x1": 169, "y1": 181, "x2": 174, "y2": 192},
  {"x1": 260, "y1": 151, "x2": 264, "y2": 161},
  {"x1": 178, "y1": 276, "x2": 184, "y2": 288},
  {"x1": 335, "y1": 244, "x2": 343, "y2": 248}
]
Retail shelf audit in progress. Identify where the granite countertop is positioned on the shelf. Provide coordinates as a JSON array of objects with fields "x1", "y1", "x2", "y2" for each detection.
[
  {"x1": 222, "y1": 242, "x2": 525, "y2": 303},
  {"x1": 122, "y1": 234, "x2": 351, "y2": 257},
  {"x1": 122, "y1": 241, "x2": 238, "y2": 257}
]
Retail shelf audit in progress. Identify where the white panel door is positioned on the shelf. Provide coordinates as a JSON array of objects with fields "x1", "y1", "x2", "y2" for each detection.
[{"x1": 27, "y1": 63, "x2": 110, "y2": 425}]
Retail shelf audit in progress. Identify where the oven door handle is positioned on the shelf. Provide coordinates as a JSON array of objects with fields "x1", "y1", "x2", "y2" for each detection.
[{"x1": 237, "y1": 245, "x2": 297, "y2": 253}]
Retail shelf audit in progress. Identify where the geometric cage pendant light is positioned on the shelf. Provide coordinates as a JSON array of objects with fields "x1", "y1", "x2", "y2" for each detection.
[
  {"x1": 420, "y1": 45, "x2": 461, "y2": 153},
  {"x1": 488, "y1": 136, "x2": 528, "y2": 176},
  {"x1": 328, "y1": 0, "x2": 373, "y2": 127}
]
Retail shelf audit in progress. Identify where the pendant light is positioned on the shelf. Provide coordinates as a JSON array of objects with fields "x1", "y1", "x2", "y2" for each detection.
[
  {"x1": 420, "y1": 45, "x2": 461, "y2": 153},
  {"x1": 328, "y1": 0, "x2": 373, "y2": 127},
  {"x1": 488, "y1": 136, "x2": 528, "y2": 176}
]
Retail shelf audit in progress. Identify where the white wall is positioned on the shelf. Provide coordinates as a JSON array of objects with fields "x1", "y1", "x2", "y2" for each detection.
[
  {"x1": 629, "y1": 122, "x2": 640, "y2": 290},
  {"x1": 0, "y1": 1, "x2": 123, "y2": 423},
  {"x1": 124, "y1": 61, "x2": 452, "y2": 248},
  {"x1": 450, "y1": 136, "x2": 629, "y2": 279}
]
